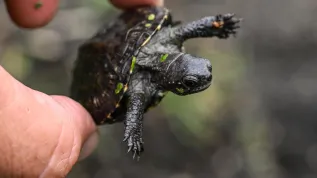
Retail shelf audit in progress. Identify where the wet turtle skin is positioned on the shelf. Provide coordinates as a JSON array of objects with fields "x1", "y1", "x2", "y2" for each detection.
[
  {"x1": 70, "y1": 6, "x2": 242, "y2": 159},
  {"x1": 71, "y1": 7, "x2": 170, "y2": 124}
]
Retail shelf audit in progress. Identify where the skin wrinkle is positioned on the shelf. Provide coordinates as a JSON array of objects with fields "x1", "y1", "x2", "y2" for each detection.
[
  {"x1": 57, "y1": 116, "x2": 77, "y2": 176},
  {"x1": 27, "y1": 91, "x2": 64, "y2": 176},
  {"x1": 66, "y1": 115, "x2": 82, "y2": 174},
  {"x1": 49, "y1": 97, "x2": 82, "y2": 177},
  {"x1": 66, "y1": 131, "x2": 78, "y2": 175},
  {"x1": 55, "y1": 130, "x2": 75, "y2": 177},
  {"x1": 39, "y1": 117, "x2": 65, "y2": 178},
  {"x1": 54, "y1": 131, "x2": 72, "y2": 176}
]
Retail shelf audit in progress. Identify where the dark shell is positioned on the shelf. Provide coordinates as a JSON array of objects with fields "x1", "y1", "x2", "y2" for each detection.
[{"x1": 70, "y1": 6, "x2": 170, "y2": 124}]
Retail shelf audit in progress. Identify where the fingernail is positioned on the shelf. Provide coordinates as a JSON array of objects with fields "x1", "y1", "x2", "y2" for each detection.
[{"x1": 78, "y1": 131, "x2": 99, "y2": 161}]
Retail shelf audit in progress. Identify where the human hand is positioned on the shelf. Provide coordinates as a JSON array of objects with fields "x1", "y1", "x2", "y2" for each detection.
[{"x1": 1, "y1": 0, "x2": 163, "y2": 177}]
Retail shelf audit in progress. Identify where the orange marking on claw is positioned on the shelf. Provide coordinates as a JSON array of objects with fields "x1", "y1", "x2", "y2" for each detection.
[{"x1": 212, "y1": 21, "x2": 224, "y2": 28}]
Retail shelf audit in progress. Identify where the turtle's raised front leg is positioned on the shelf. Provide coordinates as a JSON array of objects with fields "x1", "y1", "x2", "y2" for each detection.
[
  {"x1": 123, "y1": 92, "x2": 145, "y2": 159},
  {"x1": 170, "y1": 13, "x2": 242, "y2": 43}
]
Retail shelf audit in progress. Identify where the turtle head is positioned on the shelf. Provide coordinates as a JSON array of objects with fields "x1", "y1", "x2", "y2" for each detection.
[{"x1": 158, "y1": 53, "x2": 212, "y2": 95}]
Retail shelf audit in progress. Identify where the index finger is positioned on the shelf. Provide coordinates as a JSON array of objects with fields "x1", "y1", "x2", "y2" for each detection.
[{"x1": 5, "y1": 0, "x2": 59, "y2": 29}]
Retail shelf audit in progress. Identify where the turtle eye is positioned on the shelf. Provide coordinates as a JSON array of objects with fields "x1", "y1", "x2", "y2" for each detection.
[{"x1": 182, "y1": 76, "x2": 198, "y2": 88}]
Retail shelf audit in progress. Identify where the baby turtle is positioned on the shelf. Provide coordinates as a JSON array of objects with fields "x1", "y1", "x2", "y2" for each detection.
[{"x1": 70, "y1": 6, "x2": 241, "y2": 159}]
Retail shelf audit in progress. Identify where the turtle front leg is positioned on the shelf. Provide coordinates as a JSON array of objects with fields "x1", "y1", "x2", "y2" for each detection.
[
  {"x1": 123, "y1": 92, "x2": 145, "y2": 159},
  {"x1": 171, "y1": 13, "x2": 242, "y2": 43}
]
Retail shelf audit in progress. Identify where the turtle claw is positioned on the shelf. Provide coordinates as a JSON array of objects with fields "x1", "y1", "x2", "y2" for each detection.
[
  {"x1": 133, "y1": 151, "x2": 137, "y2": 159},
  {"x1": 137, "y1": 141, "x2": 142, "y2": 152},
  {"x1": 123, "y1": 126, "x2": 144, "y2": 159},
  {"x1": 132, "y1": 150, "x2": 141, "y2": 161},
  {"x1": 123, "y1": 136, "x2": 128, "y2": 142},
  {"x1": 127, "y1": 145, "x2": 133, "y2": 153}
]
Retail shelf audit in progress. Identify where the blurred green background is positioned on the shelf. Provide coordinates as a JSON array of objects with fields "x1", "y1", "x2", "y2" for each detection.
[{"x1": 1, "y1": 0, "x2": 317, "y2": 178}]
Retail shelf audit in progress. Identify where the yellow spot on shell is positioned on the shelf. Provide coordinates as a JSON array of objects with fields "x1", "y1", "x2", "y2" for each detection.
[
  {"x1": 106, "y1": 113, "x2": 112, "y2": 119},
  {"x1": 141, "y1": 37, "x2": 151, "y2": 46},
  {"x1": 123, "y1": 85, "x2": 128, "y2": 92},
  {"x1": 176, "y1": 88, "x2": 184, "y2": 93},
  {"x1": 115, "y1": 83, "x2": 123, "y2": 94},
  {"x1": 148, "y1": 14, "x2": 155, "y2": 21},
  {"x1": 145, "y1": 23, "x2": 152, "y2": 27},
  {"x1": 116, "y1": 103, "x2": 120, "y2": 108},
  {"x1": 130, "y1": 56, "x2": 137, "y2": 73},
  {"x1": 163, "y1": 15, "x2": 168, "y2": 19},
  {"x1": 160, "y1": 54, "x2": 169, "y2": 62},
  {"x1": 156, "y1": 24, "x2": 162, "y2": 30}
]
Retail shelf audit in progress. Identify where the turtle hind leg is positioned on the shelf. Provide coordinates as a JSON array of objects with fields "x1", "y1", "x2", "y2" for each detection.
[{"x1": 123, "y1": 92, "x2": 145, "y2": 159}]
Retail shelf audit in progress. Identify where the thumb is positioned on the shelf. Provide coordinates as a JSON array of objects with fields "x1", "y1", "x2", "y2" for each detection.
[
  {"x1": 51, "y1": 96, "x2": 99, "y2": 161},
  {"x1": 0, "y1": 66, "x2": 98, "y2": 177},
  {"x1": 37, "y1": 96, "x2": 99, "y2": 177}
]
